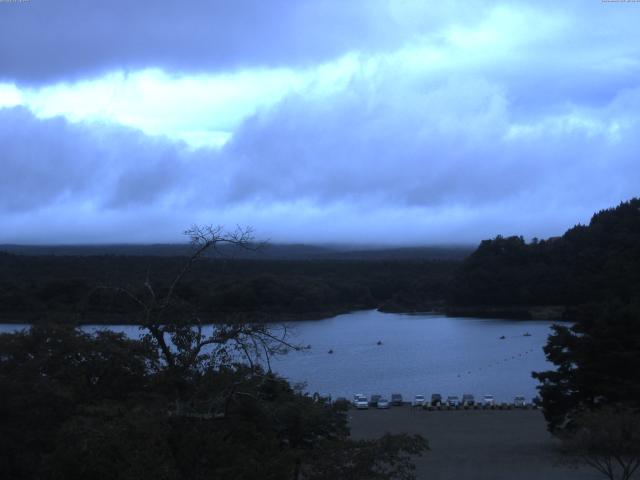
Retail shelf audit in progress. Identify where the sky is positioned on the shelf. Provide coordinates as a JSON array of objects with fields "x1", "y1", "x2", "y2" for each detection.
[{"x1": 1, "y1": 0, "x2": 639, "y2": 245}]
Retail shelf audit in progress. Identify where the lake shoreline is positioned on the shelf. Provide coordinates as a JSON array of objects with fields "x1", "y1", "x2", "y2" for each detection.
[
  {"x1": 0, "y1": 304, "x2": 568, "y2": 325},
  {"x1": 445, "y1": 305, "x2": 566, "y2": 321},
  {"x1": 0, "y1": 308, "x2": 355, "y2": 326},
  {"x1": 2, "y1": 311, "x2": 559, "y2": 402}
]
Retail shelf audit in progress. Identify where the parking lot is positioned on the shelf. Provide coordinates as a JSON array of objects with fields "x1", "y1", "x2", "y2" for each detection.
[{"x1": 349, "y1": 406, "x2": 602, "y2": 480}]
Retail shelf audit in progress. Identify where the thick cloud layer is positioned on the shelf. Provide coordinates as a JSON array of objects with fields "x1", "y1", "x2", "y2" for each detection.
[
  {"x1": 2, "y1": 0, "x2": 636, "y2": 85},
  {"x1": 2, "y1": 74, "x2": 639, "y2": 244},
  {"x1": 0, "y1": 0, "x2": 422, "y2": 83},
  {"x1": 224, "y1": 80, "x2": 640, "y2": 211},
  {"x1": 0, "y1": 108, "x2": 194, "y2": 211},
  {"x1": 1, "y1": 2, "x2": 640, "y2": 244}
]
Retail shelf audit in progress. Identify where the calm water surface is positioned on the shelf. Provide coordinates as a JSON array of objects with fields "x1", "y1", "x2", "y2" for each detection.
[
  {"x1": 0, "y1": 310, "x2": 563, "y2": 402},
  {"x1": 270, "y1": 310, "x2": 561, "y2": 402}
]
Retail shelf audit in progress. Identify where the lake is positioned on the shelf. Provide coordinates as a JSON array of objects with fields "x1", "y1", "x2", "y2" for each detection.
[{"x1": 0, "y1": 309, "x2": 563, "y2": 403}]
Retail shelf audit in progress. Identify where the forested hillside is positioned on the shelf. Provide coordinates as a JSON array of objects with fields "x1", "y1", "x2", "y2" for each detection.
[
  {"x1": 3, "y1": 199, "x2": 639, "y2": 324},
  {"x1": 449, "y1": 198, "x2": 640, "y2": 317},
  {"x1": 0, "y1": 254, "x2": 455, "y2": 323}
]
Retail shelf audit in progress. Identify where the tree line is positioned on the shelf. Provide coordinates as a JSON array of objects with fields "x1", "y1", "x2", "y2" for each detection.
[
  {"x1": 2, "y1": 199, "x2": 640, "y2": 478},
  {"x1": 1, "y1": 226, "x2": 428, "y2": 480},
  {"x1": 0, "y1": 253, "x2": 455, "y2": 323},
  {"x1": 448, "y1": 199, "x2": 640, "y2": 479},
  {"x1": 449, "y1": 198, "x2": 640, "y2": 312}
]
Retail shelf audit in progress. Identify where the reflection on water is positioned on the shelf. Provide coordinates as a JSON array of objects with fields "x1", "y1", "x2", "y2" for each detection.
[{"x1": 0, "y1": 310, "x2": 564, "y2": 402}]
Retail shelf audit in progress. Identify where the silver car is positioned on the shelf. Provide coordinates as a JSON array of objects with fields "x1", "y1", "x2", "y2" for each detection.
[{"x1": 353, "y1": 394, "x2": 369, "y2": 409}]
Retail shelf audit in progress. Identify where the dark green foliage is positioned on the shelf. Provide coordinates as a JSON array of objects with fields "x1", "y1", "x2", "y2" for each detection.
[
  {"x1": 532, "y1": 301, "x2": 640, "y2": 432},
  {"x1": 0, "y1": 325, "x2": 427, "y2": 480},
  {"x1": 448, "y1": 198, "x2": 640, "y2": 437},
  {"x1": 0, "y1": 324, "x2": 154, "y2": 480},
  {"x1": 450, "y1": 198, "x2": 640, "y2": 310},
  {"x1": 0, "y1": 255, "x2": 457, "y2": 323}
]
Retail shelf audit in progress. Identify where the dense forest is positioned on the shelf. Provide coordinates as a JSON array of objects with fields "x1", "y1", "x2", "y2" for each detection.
[
  {"x1": 1, "y1": 230, "x2": 429, "y2": 480},
  {"x1": 2, "y1": 200, "x2": 639, "y2": 478},
  {"x1": 0, "y1": 320, "x2": 428, "y2": 479},
  {"x1": 0, "y1": 252, "x2": 458, "y2": 324},
  {"x1": 448, "y1": 198, "x2": 640, "y2": 319},
  {"x1": 2, "y1": 199, "x2": 640, "y2": 324},
  {"x1": 431, "y1": 198, "x2": 640, "y2": 468},
  {"x1": 525, "y1": 200, "x2": 640, "y2": 466}
]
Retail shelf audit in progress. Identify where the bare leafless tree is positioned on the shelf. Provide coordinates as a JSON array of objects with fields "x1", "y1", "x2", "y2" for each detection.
[{"x1": 111, "y1": 225, "x2": 299, "y2": 376}]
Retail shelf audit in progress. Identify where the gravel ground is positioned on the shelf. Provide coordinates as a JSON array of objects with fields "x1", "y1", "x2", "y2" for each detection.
[{"x1": 349, "y1": 406, "x2": 604, "y2": 480}]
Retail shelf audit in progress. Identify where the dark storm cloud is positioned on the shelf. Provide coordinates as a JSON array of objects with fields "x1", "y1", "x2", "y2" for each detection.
[
  {"x1": 0, "y1": 0, "x2": 407, "y2": 84},
  {"x1": 3, "y1": 72, "x2": 639, "y2": 245},
  {"x1": 0, "y1": 0, "x2": 588, "y2": 85},
  {"x1": 0, "y1": 108, "x2": 100, "y2": 212},
  {"x1": 0, "y1": 107, "x2": 202, "y2": 212},
  {"x1": 2, "y1": 1, "x2": 640, "y2": 244},
  {"x1": 1, "y1": 0, "x2": 637, "y2": 89}
]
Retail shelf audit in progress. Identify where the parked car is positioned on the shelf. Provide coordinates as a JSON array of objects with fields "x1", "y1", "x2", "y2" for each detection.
[
  {"x1": 391, "y1": 393, "x2": 403, "y2": 406},
  {"x1": 483, "y1": 394, "x2": 495, "y2": 407},
  {"x1": 514, "y1": 396, "x2": 527, "y2": 408},
  {"x1": 377, "y1": 398, "x2": 390, "y2": 409},
  {"x1": 462, "y1": 394, "x2": 475, "y2": 407},
  {"x1": 446, "y1": 395, "x2": 460, "y2": 407},
  {"x1": 352, "y1": 394, "x2": 369, "y2": 409},
  {"x1": 431, "y1": 393, "x2": 442, "y2": 406},
  {"x1": 413, "y1": 394, "x2": 426, "y2": 407},
  {"x1": 370, "y1": 394, "x2": 381, "y2": 407}
]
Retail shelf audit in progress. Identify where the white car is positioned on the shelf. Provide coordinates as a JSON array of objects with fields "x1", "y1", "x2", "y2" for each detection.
[
  {"x1": 413, "y1": 394, "x2": 426, "y2": 407},
  {"x1": 514, "y1": 396, "x2": 527, "y2": 408},
  {"x1": 353, "y1": 394, "x2": 369, "y2": 409},
  {"x1": 483, "y1": 395, "x2": 495, "y2": 407},
  {"x1": 377, "y1": 398, "x2": 390, "y2": 409}
]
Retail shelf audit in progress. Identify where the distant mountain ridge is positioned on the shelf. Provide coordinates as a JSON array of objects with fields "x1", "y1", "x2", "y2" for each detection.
[{"x1": 0, "y1": 243, "x2": 473, "y2": 261}]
